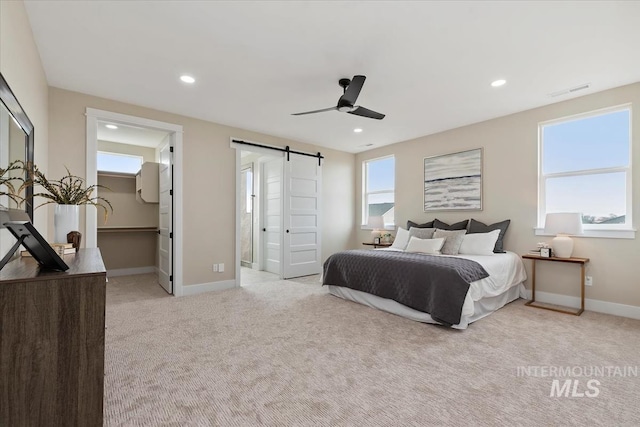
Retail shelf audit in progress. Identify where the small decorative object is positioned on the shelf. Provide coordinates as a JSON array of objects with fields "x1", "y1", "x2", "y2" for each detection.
[
  {"x1": 544, "y1": 212, "x2": 583, "y2": 258},
  {"x1": 67, "y1": 231, "x2": 82, "y2": 252},
  {"x1": 373, "y1": 237, "x2": 381, "y2": 245},
  {"x1": 29, "y1": 165, "x2": 112, "y2": 242},
  {"x1": 424, "y1": 148, "x2": 482, "y2": 211},
  {"x1": 381, "y1": 232, "x2": 392, "y2": 243},
  {"x1": 540, "y1": 247, "x2": 551, "y2": 258}
]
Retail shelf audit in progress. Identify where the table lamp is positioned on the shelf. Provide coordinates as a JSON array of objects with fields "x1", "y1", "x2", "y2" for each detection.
[
  {"x1": 544, "y1": 212, "x2": 583, "y2": 258},
  {"x1": 367, "y1": 216, "x2": 384, "y2": 242}
]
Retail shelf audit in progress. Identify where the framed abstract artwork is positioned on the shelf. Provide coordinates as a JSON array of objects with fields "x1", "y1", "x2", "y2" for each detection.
[{"x1": 424, "y1": 148, "x2": 483, "y2": 211}]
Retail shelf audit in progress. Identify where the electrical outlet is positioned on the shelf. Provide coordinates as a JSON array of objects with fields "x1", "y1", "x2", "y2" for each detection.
[
  {"x1": 218, "y1": 263, "x2": 224, "y2": 273},
  {"x1": 585, "y1": 276, "x2": 593, "y2": 286},
  {"x1": 213, "y1": 264, "x2": 218, "y2": 272}
]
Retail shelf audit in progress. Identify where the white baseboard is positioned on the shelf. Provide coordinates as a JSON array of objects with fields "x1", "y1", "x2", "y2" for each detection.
[
  {"x1": 181, "y1": 279, "x2": 237, "y2": 296},
  {"x1": 524, "y1": 290, "x2": 640, "y2": 320},
  {"x1": 107, "y1": 266, "x2": 157, "y2": 277}
]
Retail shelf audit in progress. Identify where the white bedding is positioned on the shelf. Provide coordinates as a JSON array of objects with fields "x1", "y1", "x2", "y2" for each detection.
[{"x1": 327, "y1": 250, "x2": 527, "y2": 329}]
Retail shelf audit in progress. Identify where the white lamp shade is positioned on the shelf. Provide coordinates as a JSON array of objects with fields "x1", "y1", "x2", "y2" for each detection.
[
  {"x1": 544, "y1": 212, "x2": 582, "y2": 258},
  {"x1": 544, "y1": 213, "x2": 583, "y2": 236},
  {"x1": 368, "y1": 216, "x2": 385, "y2": 230}
]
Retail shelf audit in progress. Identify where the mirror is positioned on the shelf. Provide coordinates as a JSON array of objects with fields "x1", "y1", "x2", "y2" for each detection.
[{"x1": 0, "y1": 72, "x2": 34, "y2": 220}]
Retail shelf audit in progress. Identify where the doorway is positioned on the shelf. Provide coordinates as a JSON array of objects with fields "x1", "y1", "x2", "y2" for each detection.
[
  {"x1": 233, "y1": 140, "x2": 322, "y2": 287},
  {"x1": 86, "y1": 109, "x2": 184, "y2": 296},
  {"x1": 240, "y1": 165, "x2": 254, "y2": 268},
  {"x1": 238, "y1": 148, "x2": 281, "y2": 286}
]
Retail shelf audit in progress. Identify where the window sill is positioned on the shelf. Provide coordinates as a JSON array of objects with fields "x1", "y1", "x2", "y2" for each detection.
[
  {"x1": 361, "y1": 225, "x2": 396, "y2": 231},
  {"x1": 534, "y1": 228, "x2": 636, "y2": 239}
]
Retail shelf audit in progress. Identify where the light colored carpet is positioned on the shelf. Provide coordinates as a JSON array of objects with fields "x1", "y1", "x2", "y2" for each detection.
[{"x1": 105, "y1": 275, "x2": 640, "y2": 426}]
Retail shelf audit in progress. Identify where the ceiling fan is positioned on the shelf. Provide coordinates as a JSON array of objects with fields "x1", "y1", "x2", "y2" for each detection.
[{"x1": 292, "y1": 75, "x2": 385, "y2": 120}]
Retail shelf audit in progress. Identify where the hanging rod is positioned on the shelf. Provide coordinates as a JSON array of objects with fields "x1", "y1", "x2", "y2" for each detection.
[{"x1": 232, "y1": 139, "x2": 324, "y2": 166}]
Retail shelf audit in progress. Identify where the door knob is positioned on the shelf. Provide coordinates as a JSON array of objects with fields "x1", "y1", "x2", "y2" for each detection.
[{"x1": 263, "y1": 228, "x2": 266, "y2": 232}]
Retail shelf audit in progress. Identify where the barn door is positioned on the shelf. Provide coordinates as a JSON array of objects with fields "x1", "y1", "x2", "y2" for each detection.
[{"x1": 282, "y1": 153, "x2": 322, "y2": 279}]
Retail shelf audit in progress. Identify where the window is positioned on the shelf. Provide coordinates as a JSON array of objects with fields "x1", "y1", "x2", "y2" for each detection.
[
  {"x1": 362, "y1": 156, "x2": 395, "y2": 227},
  {"x1": 97, "y1": 151, "x2": 143, "y2": 174},
  {"x1": 538, "y1": 105, "x2": 632, "y2": 235}
]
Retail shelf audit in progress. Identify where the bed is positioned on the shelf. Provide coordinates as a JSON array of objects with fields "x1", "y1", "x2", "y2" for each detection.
[{"x1": 323, "y1": 248, "x2": 527, "y2": 330}]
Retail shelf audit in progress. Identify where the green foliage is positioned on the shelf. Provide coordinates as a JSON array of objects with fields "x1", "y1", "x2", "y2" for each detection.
[{"x1": 30, "y1": 165, "x2": 113, "y2": 221}]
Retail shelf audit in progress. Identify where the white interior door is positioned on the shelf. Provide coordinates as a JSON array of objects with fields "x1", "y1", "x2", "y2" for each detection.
[
  {"x1": 283, "y1": 153, "x2": 322, "y2": 279},
  {"x1": 158, "y1": 136, "x2": 172, "y2": 293},
  {"x1": 262, "y1": 157, "x2": 283, "y2": 276}
]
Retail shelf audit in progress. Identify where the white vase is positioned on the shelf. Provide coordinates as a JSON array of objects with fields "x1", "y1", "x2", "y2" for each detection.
[{"x1": 54, "y1": 204, "x2": 79, "y2": 244}]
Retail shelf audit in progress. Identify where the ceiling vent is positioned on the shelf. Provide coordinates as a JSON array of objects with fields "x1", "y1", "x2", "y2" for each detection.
[{"x1": 549, "y1": 83, "x2": 591, "y2": 98}]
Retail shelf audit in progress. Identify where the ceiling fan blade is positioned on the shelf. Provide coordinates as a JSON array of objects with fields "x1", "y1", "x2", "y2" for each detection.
[
  {"x1": 339, "y1": 75, "x2": 366, "y2": 105},
  {"x1": 348, "y1": 106, "x2": 385, "y2": 120},
  {"x1": 291, "y1": 106, "x2": 337, "y2": 116}
]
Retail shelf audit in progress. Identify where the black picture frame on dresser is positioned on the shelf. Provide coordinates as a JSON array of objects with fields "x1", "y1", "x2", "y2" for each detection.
[{"x1": 3, "y1": 221, "x2": 69, "y2": 271}]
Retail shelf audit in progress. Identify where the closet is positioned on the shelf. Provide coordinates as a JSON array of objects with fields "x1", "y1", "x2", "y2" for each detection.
[{"x1": 96, "y1": 140, "x2": 159, "y2": 276}]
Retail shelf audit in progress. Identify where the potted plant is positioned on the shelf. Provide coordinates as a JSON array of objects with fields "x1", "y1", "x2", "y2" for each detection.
[{"x1": 30, "y1": 165, "x2": 113, "y2": 243}]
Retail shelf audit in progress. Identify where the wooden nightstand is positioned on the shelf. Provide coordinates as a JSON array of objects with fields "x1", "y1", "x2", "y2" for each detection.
[
  {"x1": 362, "y1": 242, "x2": 392, "y2": 249},
  {"x1": 522, "y1": 254, "x2": 589, "y2": 316}
]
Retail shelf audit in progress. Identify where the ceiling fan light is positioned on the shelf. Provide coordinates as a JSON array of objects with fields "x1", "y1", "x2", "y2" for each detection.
[{"x1": 338, "y1": 105, "x2": 358, "y2": 113}]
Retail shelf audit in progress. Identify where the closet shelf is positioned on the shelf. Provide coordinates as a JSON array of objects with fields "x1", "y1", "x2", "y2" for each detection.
[
  {"x1": 97, "y1": 171, "x2": 136, "y2": 179},
  {"x1": 97, "y1": 226, "x2": 158, "y2": 233}
]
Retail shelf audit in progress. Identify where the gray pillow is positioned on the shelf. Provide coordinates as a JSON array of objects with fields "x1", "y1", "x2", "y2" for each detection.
[
  {"x1": 433, "y1": 229, "x2": 467, "y2": 255},
  {"x1": 407, "y1": 220, "x2": 434, "y2": 229},
  {"x1": 467, "y1": 219, "x2": 511, "y2": 253},
  {"x1": 433, "y1": 219, "x2": 469, "y2": 230},
  {"x1": 409, "y1": 227, "x2": 435, "y2": 240}
]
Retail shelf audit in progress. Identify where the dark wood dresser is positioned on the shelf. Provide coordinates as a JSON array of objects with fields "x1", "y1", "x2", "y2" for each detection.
[{"x1": 0, "y1": 248, "x2": 106, "y2": 426}]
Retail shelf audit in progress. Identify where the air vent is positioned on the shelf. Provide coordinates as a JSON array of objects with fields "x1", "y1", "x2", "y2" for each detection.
[{"x1": 549, "y1": 83, "x2": 591, "y2": 98}]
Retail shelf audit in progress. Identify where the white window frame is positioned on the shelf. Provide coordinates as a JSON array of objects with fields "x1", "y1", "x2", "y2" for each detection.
[
  {"x1": 361, "y1": 155, "x2": 395, "y2": 229},
  {"x1": 536, "y1": 104, "x2": 634, "y2": 239},
  {"x1": 96, "y1": 150, "x2": 144, "y2": 174}
]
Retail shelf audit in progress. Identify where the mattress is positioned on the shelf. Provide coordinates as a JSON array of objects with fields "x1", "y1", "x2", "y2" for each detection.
[{"x1": 327, "y1": 250, "x2": 527, "y2": 329}]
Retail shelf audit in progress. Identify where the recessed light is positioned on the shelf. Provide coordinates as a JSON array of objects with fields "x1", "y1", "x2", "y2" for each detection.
[
  {"x1": 354, "y1": 128, "x2": 363, "y2": 133},
  {"x1": 491, "y1": 79, "x2": 506, "y2": 87},
  {"x1": 105, "y1": 124, "x2": 118, "y2": 130},
  {"x1": 180, "y1": 75, "x2": 195, "y2": 84}
]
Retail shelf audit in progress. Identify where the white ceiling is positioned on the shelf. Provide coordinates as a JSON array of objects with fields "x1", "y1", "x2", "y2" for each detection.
[
  {"x1": 97, "y1": 121, "x2": 169, "y2": 148},
  {"x1": 25, "y1": 1, "x2": 640, "y2": 154}
]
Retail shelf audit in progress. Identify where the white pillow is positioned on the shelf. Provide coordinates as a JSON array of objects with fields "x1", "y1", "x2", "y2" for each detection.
[
  {"x1": 405, "y1": 236, "x2": 445, "y2": 255},
  {"x1": 458, "y1": 229, "x2": 501, "y2": 255},
  {"x1": 390, "y1": 227, "x2": 410, "y2": 250}
]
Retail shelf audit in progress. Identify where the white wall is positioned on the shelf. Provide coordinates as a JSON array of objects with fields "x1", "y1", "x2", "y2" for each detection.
[
  {"x1": 356, "y1": 82, "x2": 640, "y2": 309},
  {"x1": 0, "y1": 0, "x2": 49, "y2": 234},
  {"x1": 48, "y1": 87, "x2": 356, "y2": 287}
]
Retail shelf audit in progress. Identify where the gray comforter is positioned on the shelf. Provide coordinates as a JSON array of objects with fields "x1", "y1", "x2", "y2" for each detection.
[{"x1": 322, "y1": 250, "x2": 489, "y2": 326}]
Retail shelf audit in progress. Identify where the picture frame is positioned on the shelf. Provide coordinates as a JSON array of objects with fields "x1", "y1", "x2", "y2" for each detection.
[
  {"x1": 2, "y1": 221, "x2": 69, "y2": 271},
  {"x1": 373, "y1": 237, "x2": 381, "y2": 245},
  {"x1": 424, "y1": 148, "x2": 483, "y2": 211}
]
